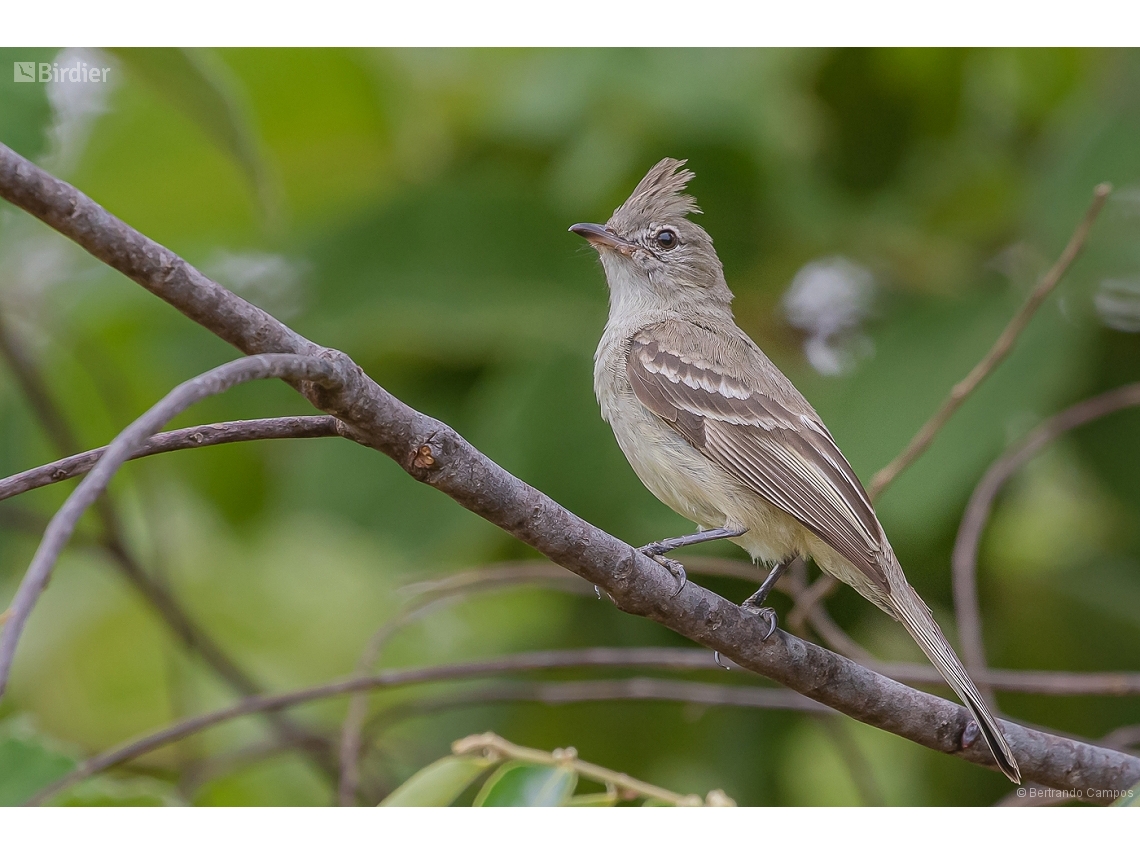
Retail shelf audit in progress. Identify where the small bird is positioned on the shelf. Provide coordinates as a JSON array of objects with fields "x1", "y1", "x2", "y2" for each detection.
[{"x1": 571, "y1": 157, "x2": 1020, "y2": 783}]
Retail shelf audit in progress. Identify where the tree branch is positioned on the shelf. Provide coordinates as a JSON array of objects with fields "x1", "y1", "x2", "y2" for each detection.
[
  {"x1": 62, "y1": 683, "x2": 830, "y2": 800},
  {"x1": 367, "y1": 677, "x2": 833, "y2": 726},
  {"x1": 952, "y1": 383, "x2": 1140, "y2": 688},
  {"x1": 384, "y1": 559, "x2": 1140, "y2": 698},
  {"x1": 0, "y1": 353, "x2": 345, "y2": 695},
  {"x1": 868, "y1": 183, "x2": 1112, "y2": 499},
  {"x1": 0, "y1": 319, "x2": 344, "y2": 777},
  {"x1": 337, "y1": 562, "x2": 591, "y2": 805},
  {"x1": 0, "y1": 416, "x2": 344, "y2": 501},
  {"x1": 2, "y1": 142, "x2": 1135, "y2": 797},
  {"x1": 27, "y1": 646, "x2": 1140, "y2": 806},
  {"x1": 450, "y1": 731, "x2": 735, "y2": 806},
  {"x1": 23, "y1": 648, "x2": 779, "y2": 805}
]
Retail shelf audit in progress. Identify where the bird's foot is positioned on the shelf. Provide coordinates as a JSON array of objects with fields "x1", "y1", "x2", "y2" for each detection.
[
  {"x1": 640, "y1": 539, "x2": 676, "y2": 558},
  {"x1": 741, "y1": 587, "x2": 769, "y2": 612},
  {"x1": 639, "y1": 548, "x2": 687, "y2": 597},
  {"x1": 738, "y1": 560, "x2": 786, "y2": 640},
  {"x1": 741, "y1": 596, "x2": 778, "y2": 641}
]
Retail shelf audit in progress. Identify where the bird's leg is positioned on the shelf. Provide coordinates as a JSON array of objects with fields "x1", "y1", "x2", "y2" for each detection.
[
  {"x1": 740, "y1": 561, "x2": 787, "y2": 640},
  {"x1": 640, "y1": 526, "x2": 749, "y2": 556},
  {"x1": 638, "y1": 527, "x2": 748, "y2": 598},
  {"x1": 742, "y1": 561, "x2": 787, "y2": 610}
]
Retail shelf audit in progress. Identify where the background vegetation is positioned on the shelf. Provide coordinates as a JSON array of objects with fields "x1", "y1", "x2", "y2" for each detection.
[{"x1": 1, "y1": 47, "x2": 1138, "y2": 806}]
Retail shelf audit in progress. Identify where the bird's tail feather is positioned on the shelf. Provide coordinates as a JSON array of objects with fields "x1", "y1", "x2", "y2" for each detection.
[{"x1": 889, "y1": 586, "x2": 1021, "y2": 784}]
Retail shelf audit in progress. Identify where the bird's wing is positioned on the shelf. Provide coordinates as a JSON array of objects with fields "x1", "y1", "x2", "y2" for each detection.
[{"x1": 626, "y1": 322, "x2": 889, "y2": 590}]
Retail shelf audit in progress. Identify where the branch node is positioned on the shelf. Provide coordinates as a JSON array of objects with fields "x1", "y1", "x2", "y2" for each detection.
[
  {"x1": 412, "y1": 444, "x2": 436, "y2": 469},
  {"x1": 551, "y1": 746, "x2": 578, "y2": 763}
]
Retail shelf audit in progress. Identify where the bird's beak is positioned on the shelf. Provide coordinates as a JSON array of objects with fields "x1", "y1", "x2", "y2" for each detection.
[{"x1": 569, "y1": 223, "x2": 636, "y2": 255}]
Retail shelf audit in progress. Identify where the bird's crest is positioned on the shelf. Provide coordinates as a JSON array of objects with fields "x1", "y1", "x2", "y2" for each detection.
[{"x1": 610, "y1": 158, "x2": 700, "y2": 229}]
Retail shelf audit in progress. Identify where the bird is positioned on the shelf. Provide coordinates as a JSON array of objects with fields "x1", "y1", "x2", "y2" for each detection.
[{"x1": 570, "y1": 157, "x2": 1020, "y2": 783}]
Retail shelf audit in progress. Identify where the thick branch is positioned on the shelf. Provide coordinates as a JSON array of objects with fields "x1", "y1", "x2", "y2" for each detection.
[
  {"x1": 0, "y1": 416, "x2": 344, "y2": 501},
  {"x1": 1, "y1": 142, "x2": 1134, "y2": 795}
]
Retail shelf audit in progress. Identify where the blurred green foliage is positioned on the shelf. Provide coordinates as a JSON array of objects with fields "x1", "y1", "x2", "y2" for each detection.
[{"x1": 1, "y1": 48, "x2": 1138, "y2": 806}]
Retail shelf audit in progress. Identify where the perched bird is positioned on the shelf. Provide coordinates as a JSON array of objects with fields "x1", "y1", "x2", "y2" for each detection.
[{"x1": 571, "y1": 157, "x2": 1020, "y2": 783}]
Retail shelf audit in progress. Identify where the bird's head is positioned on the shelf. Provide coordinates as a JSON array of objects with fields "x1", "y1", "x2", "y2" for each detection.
[{"x1": 570, "y1": 158, "x2": 733, "y2": 317}]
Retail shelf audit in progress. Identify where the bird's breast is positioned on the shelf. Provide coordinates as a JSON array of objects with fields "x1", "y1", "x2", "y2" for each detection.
[{"x1": 593, "y1": 320, "x2": 811, "y2": 566}]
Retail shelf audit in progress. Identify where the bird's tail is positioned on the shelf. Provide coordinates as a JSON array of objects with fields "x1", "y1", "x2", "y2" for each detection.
[{"x1": 888, "y1": 585, "x2": 1021, "y2": 783}]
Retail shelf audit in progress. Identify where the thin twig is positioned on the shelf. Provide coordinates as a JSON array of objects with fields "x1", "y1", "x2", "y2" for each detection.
[
  {"x1": 337, "y1": 563, "x2": 590, "y2": 805},
  {"x1": 0, "y1": 416, "x2": 344, "y2": 500},
  {"x1": 349, "y1": 552, "x2": 1140, "y2": 801},
  {"x1": 789, "y1": 590, "x2": 874, "y2": 662},
  {"x1": 787, "y1": 575, "x2": 838, "y2": 637},
  {"x1": 0, "y1": 322, "x2": 342, "y2": 775},
  {"x1": 185, "y1": 678, "x2": 829, "y2": 800},
  {"x1": 26, "y1": 648, "x2": 760, "y2": 804},
  {"x1": 952, "y1": 383, "x2": 1140, "y2": 689},
  {"x1": 30, "y1": 646, "x2": 1140, "y2": 806},
  {"x1": 355, "y1": 677, "x2": 831, "y2": 805},
  {"x1": 396, "y1": 562, "x2": 596, "y2": 599},
  {"x1": 0, "y1": 354, "x2": 344, "y2": 697},
  {"x1": 865, "y1": 662, "x2": 1140, "y2": 696},
  {"x1": 366, "y1": 678, "x2": 832, "y2": 732},
  {"x1": 0, "y1": 502, "x2": 331, "y2": 710},
  {"x1": 339, "y1": 557, "x2": 790, "y2": 804},
  {"x1": 358, "y1": 677, "x2": 833, "y2": 798},
  {"x1": 451, "y1": 731, "x2": 735, "y2": 806},
  {"x1": 719, "y1": 556, "x2": 1140, "y2": 695},
  {"x1": 340, "y1": 557, "x2": 767, "y2": 803},
  {"x1": 868, "y1": 183, "x2": 1112, "y2": 500}
]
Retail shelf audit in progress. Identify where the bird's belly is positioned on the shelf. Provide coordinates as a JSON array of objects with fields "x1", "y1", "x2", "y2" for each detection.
[
  {"x1": 606, "y1": 400, "x2": 807, "y2": 566},
  {"x1": 610, "y1": 406, "x2": 724, "y2": 527}
]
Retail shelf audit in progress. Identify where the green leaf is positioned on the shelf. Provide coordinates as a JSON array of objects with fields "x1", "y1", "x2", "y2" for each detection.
[
  {"x1": 0, "y1": 723, "x2": 77, "y2": 806},
  {"x1": 566, "y1": 789, "x2": 618, "y2": 806},
  {"x1": 105, "y1": 48, "x2": 280, "y2": 225},
  {"x1": 53, "y1": 777, "x2": 181, "y2": 806},
  {"x1": 379, "y1": 755, "x2": 496, "y2": 807},
  {"x1": 473, "y1": 762, "x2": 578, "y2": 807}
]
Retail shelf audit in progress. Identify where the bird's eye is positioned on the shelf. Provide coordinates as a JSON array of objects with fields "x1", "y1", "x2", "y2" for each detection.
[{"x1": 655, "y1": 229, "x2": 677, "y2": 249}]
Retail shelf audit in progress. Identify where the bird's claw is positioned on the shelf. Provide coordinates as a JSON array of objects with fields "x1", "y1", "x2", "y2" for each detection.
[
  {"x1": 641, "y1": 549, "x2": 687, "y2": 597},
  {"x1": 742, "y1": 602, "x2": 778, "y2": 641}
]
